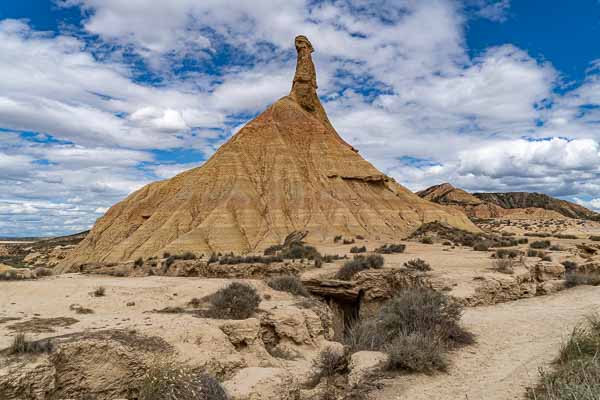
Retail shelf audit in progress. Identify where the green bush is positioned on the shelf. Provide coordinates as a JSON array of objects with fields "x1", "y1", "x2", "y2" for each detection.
[
  {"x1": 335, "y1": 254, "x2": 384, "y2": 280},
  {"x1": 267, "y1": 275, "x2": 309, "y2": 297},
  {"x1": 208, "y1": 282, "x2": 261, "y2": 320},
  {"x1": 589, "y1": 235, "x2": 600, "y2": 241}
]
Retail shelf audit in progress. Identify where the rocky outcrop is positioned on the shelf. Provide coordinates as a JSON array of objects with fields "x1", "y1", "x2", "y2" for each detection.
[
  {"x1": 418, "y1": 183, "x2": 592, "y2": 221},
  {"x1": 58, "y1": 36, "x2": 476, "y2": 271},
  {"x1": 417, "y1": 183, "x2": 483, "y2": 206},
  {"x1": 474, "y1": 192, "x2": 598, "y2": 220}
]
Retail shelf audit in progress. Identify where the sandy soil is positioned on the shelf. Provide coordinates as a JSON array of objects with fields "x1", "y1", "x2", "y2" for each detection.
[
  {"x1": 0, "y1": 274, "x2": 289, "y2": 351},
  {"x1": 373, "y1": 285, "x2": 600, "y2": 400}
]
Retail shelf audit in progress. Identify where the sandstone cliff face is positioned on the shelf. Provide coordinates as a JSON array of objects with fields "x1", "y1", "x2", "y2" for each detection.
[{"x1": 59, "y1": 36, "x2": 475, "y2": 269}]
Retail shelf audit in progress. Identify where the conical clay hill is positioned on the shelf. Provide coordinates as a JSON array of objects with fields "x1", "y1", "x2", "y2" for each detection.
[{"x1": 60, "y1": 35, "x2": 476, "y2": 269}]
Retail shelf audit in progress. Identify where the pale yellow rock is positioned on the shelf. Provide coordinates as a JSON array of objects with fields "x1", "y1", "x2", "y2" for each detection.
[
  {"x1": 224, "y1": 367, "x2": 300, "y2": 400},
  {"x1": 58, "y1": 36, "x2": 476, "y2": 271},
  {"x1": 219, "y1": 318, "x2": 261, "y2": 346},
  {"x1": 348, "y1": 351, "x2": 388, "y2": 387}
]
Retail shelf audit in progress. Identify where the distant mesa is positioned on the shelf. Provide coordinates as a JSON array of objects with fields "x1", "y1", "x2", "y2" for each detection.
[
  {"x1": 58, "y1": 36, "x2": 476, "y2": 270},
  {"x1": 417, "y1": 183, "x2": 598, "y2": 221}
]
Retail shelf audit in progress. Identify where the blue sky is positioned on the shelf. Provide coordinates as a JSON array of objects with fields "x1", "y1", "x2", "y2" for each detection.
[{"x1": 1, "y1": 0, "x2": 600, "y2": 236}]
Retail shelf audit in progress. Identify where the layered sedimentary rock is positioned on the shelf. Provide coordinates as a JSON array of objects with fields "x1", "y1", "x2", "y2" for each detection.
[
  {"x1": 59, "y1": 36, "x2": 476, "y2": 269},
  {"x1": 418, "y1": 183, "x2": 587, "y2": 220},
  {"x1": 474, "y1": 192, "x2": 598, "y2": 220}
]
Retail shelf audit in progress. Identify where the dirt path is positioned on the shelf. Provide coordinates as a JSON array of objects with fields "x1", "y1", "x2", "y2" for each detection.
[{"x1": 373, "y1": 286, "x2": 600, "y2": 400}]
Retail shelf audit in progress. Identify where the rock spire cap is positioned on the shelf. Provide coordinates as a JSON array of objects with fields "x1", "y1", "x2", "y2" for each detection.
[{"x1": 291, "y1": 35, "x2": 319, "y2": 111}]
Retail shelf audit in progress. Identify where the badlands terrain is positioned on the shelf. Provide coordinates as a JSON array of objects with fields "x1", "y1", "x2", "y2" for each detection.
[{"x1": 2, "y1": 35, "x2": 600, "y2": 400}]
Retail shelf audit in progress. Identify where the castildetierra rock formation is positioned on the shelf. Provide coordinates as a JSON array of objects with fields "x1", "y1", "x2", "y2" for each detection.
[{"x1": 59, "y1": 35, "x2": 476, "y2": 269}]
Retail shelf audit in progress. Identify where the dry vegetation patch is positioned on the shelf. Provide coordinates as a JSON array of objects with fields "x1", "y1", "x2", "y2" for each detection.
[
  {"x1": 528, "y1": 314, "x2": 600, "y2": 400},
  {"x1": 344, "y1": 288, "x2": 474, "y2": 373},
  {"x1": 7, "y1": 317, "x2": 79, "y2": 333}
]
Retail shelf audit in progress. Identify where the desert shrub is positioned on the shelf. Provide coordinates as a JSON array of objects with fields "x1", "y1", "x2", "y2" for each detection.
[
  {"x1": 492, "y1": 258, "x2": 514, "y2": 274},
  {"x1": 528, "y1": 315, "x2": 600, "y2": 400},
  {"x1": 138, "y1": 360, "x2": 228, "y2": 400},
  {"x1": 321, "y1": 254, "x2": 344, "y2": 263},
  {"x1": 162, "y1": 252, "x2": 171, "y2": 258},
  {"x1": 70, "y1": 304, "x2": 94, "y2": 314},
  {"x1": 10, "y1": 333, "x2": 53, "y2": 354},
  {"x1": 267, "y1": 275, "x2": 309, "y2": 297},
  {"x1": 525, "y1": 232, "x2": 552, "y2": 238},
  {"x1": 312, "y1": 347, "x2": 346, "y2": 380},
  {"x1": 218, "y1": 254, "x2": 283, "y2": 265},
  {"x1": 0, "y1": 270, "x2": 20, "y2": 281},
  {"x1": 350, "y1": 246, "x2": 367, "y2": 254},
  {"x1": 135, "y1": 257, "x2": 144, "y2": 267},
  {"x1": 356, "y1": 235, "x2": 365, "y2": 240},
  {"x1": 263, "y1": 244, "x2": 283, "y2": 255},
  {"x1": 33, "y1": 267, "x2": 53, "y2": 277},
  {"x1": 208, "y1": 282, "x2": 261, "y2": 319},
  {"x1": 386, "y1": 334, "x2": 447, "y2": 373},
  {"x1": 314, "y1": 257, "x2": 323, "y2": 268},
  {"x1": 343, "y1": 238, "x2": 355, "y2": 245},
  {"x1": 554, "y1": 234, "x2": 578, "y2": 239},
  {"x1": 403, "y1": 258, "x2": 431, "y2": 272},
  {"x1": 517, "y1": 238, "x2": 529, "y2": 244},
  {"x1": 333, "y1": 235, "x2": 342, "y2": 243},
  {"x1": 165, "y1": 252, "x2": 198, "y2": 267},
  {"x1": 335, "y1": 255, "x2": 384, "y2": 280},
  {"x1": 377, "y1": 288, "x2": 473, "y2": 346},
  {"x1": 188, "y1": 297, "x2": 202, "y2": 308},
  {"x1": 344, "y1": 288, "x2": 473, "y2": 374},
  {"x1": 530, "y1": 240, "x2": 551, "y2": 249},
  {"x1": 549, "y1": 244, "x2": 563, "y2": 251},
  {"x1": 375, "y1": 243, "x2": 406, "y2": 254},
  {"x1": 501, "y1": 231, "x2": 516, "y2": 237},
  {"x1": 280, "y1": 243, "x2": 321, "y2": 260},
  {"x1": 590, "y1": 235, "x2": 600, "y2": 242},
  {"x1": 344, "y1": 318, "x2": 386, "y2": 353},
  {"x1": 495, "y1": 249, "x2": 520, "y2": 259},
  {"x1": 442, "y1": 241, "x2": 452, "y2": 246},
  {"x1": 565, "y1": 272, "x2": 600, "y2": 288},
  {"x1": 93, "y1": 286, "x2": 106, "y2": 297},
  {"x1": 528, "y1": 249, "x2": 545, "y2": 258},
  {"x1": 542, "y1": 255, "x2": 553, "y2": 262},
  {"x1": 208, "y1": 253, "x2": 219, "y2": 264},
  {"x1": 473, "y1": 241, "x2": 490, "y2": 251},
  {"x1": 421, "y1": 236, "x2": 434, "y2": 244},
  {"x1": 561, "y1": 260, "x2": 578, "y2": 272}
]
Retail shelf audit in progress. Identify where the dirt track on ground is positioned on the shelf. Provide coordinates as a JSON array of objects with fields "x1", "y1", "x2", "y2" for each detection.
[{"x1": 373, "y1": 286, "x2": 600, "y2": 400}]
